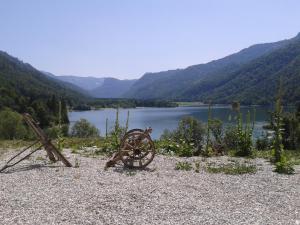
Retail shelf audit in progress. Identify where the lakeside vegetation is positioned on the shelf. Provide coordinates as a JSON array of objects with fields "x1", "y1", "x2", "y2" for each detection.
[
  {"x1": 74, "y1": 98, "x2": 178, "y2": 110},
  {"x1": 1, "y1": 91, "x2": 299, "y2": 174},
  {"x1": 0, "y1": 45, "x2": 299, "y2": 174}
]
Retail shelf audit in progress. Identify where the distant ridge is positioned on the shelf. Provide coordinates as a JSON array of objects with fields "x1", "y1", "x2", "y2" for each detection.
[
  {"x1": 124, "y1": 32, "x2": 300, "y2": 105},
  {"x1": 54, "y1": 75, "x2": 137, "y2": 98}
]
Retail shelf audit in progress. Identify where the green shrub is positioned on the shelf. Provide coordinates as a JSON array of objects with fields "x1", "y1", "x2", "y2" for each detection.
[
  {"x1": 206, "y1": 162, "x2": 257, "y2": 175},
  {"x1": 224, "y1": 126, "x2": 238, "y2": 150},
  {"x1": 175, "y1": 161, "x2": 193, "y2": 171},
  {"x1": 0, "y1": 108, "x2": 28, "y2": 139},
  {"x1": 46, "y1": 124, "x2": 69, "y2": 139},
  {"x1": 224, "y1": 108, "x2": 255, "y2": 157},
  {"x1": 160, "y1": 116, "x2": 206, "y2": 156},
  {"x1": 256, "y1": 132, "x2": 272, "y2": 151},
  {"x1": 71, "y1": 119, "x2": 99, "y2": 138},
  {"x1": 175, "y1": 116, "x2": 206, "y2": 152},
  {"x1": 274, "y1": 155, "x2": 295, "y2": 174},
  {"x1": 194, "y1": 161, "x2": 200, "y2": 173},
  {"x1": 210, "y1": 119, "x2": 223, "y2": 144},
  {"x1": 157, "y1": 139, "x2": 194, "y2": 157}
]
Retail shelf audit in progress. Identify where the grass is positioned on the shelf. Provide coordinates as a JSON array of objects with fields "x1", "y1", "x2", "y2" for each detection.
[
  {"x1": 194, "y1": 161, "x2": 200, "y2": 173},
  {"x1": 175, "y1": 161, "x2": 193, "y2": 171},
  {"x1": 74, "y1": 158, "x2": 80, "y2": 168},
  {"x1": 206, "y1": 162, "x2": 257, "y2": 175},
  {"x1": 36, "y1": 156, "x2": 45, "y2": 161},
  {"x1": 274, "y1": 161, "x2": 295, "y2": 174},
  {"x1": 125, "y1": 170, "x2": 137, "y2": 176},
  {"x1": 255, "y1": 149, "x2": 300, "y2": 165}
]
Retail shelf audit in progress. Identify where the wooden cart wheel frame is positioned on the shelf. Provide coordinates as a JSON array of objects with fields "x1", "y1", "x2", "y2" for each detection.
[{"x1": 119, "y1": 129, "x2": 155, "y2": 169}]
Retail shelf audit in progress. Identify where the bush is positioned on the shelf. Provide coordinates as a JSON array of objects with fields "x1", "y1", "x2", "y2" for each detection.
[
  {"x1": 71, "y1": 119, "x2": 99, "y2": 138},
  {"x1": 210, "y1": 119, "x2": 223, "y2": 144},
  {"x1": 224, "y1": 109, "x2": 254, "y2": 157},
  {"x1": 274, "y1": 154, "x2": 295, "y2": 174},
  {"x1": 224, "y1": 126, "x2": 238, "y2": 150},
  {"x1": 175, "y1": 117, "x2": 206, "y2": 151},
  {"x1": 160, "y1": 116, "x2": 206, "y2": 156},
  {"x1": 256, "y1": 132, "x2": 272, "y2": 151},
  {"x1": 157, "y1": 139, "x2": 194, "y2": 157},
  {"x1": 0, "y1": 109, "x2": 28, "y2": 139},
  {"x1": 46, "y1": 124, "x2": 69, "y2": 139}
]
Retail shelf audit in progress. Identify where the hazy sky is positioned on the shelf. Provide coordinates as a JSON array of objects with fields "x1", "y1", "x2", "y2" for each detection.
[{"x1": 0, "y1": 0, "x2": 299, "y2": 79}]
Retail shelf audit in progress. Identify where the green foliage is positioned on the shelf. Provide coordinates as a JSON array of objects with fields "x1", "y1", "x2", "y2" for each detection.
[
  {"x1": 223, "y1": 107, "x2": 255, "y2": 157},
  {"x1": 0, "y1": 51, "x2": 85, "y2": 128},
  {"x1": 274, "y1": 155, "x2": 295, "y2": 174},
  {"x1": 210, "y1": 119, "x2": 223, "y2": 144},
  {"x1": 203, "y1": 104, "x2": 225, "y2": 156},
  {"x1": 175, "y1": 161, "x2": 193, "y2": 171},
  {"x1": 204, "y1": 103, "x2": 212, "y2": 156},
  {"x1": 157, "y1": 139, "x2": 194, "y2": 157},
  {"x1": 160, "y1": 116, "x2": 206, "y2": 156},
  {"x1": 206, "y1": 162, "x2": 257, "y2": 175},
  {"x1": 174, "y1": 117, "x2": 206, "y2": 153},
  {"x1": 87, "y1": 98, "x2": 178, "y2": 109},
  {"x1": 194, "y1": 161, "x2": 200, "y2": 173},
  {"x1": 71, "y1": 119, "x2": 99, "y2": 138},
  {"x1": 125, "y1": 170, "x2": 137, "y2": 176},
  {"x1": 46, "y1": 124, "x2": 69, "y2": 139},
  {"x1": 109, "y1": 108, "x2": 123, "y2": 150},
  {"x1": 234, "y1": 110, "x2": 255, "y2": 156},
  {"x1": 281, "y1": 106, "x2": 300, "y2": 150},
  {"x1": 272, "y1": 89, "x2": 284, "y2": 163},
  {"x1": 0, "y1": 109, "x2": 28, "y2": 139},
  {"x1": 255, "y1": 132, "x2": 272, "y2": 151}
]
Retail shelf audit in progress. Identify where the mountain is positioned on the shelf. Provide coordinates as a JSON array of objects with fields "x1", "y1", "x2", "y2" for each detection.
[
  {"x1": 89, "y1": 78, "x2": 137, "y2": 98},
  {"x1": 55, "y1": 75, "x2": 106, "y2": 91},
  {"x1": 125, "y1": 33, "x2": 300, "y2": 104},
  {"x1": 196, "y1": 36, "x2": 300, "y2": 105},
  {"x1": 55, "y1": 75, "x2": 137, "y2": 98},
  {"x1": 0, "y1": 51, "x2": 88, "y2": 126}
]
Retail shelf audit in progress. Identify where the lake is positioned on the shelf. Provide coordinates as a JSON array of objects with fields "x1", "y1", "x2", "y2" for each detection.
[{"x1": 68, "y1": 106, "x2": 276, "y2": 140}]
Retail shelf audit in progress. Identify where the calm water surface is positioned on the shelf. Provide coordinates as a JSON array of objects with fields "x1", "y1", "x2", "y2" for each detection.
[{"x1": 69, "y1": 106, "x2": 275, "y2": 139}]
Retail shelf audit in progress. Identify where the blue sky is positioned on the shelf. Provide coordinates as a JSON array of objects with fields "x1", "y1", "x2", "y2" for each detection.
[{"x1": 0, "y1": 0, "x2": 299, "y2": 79}]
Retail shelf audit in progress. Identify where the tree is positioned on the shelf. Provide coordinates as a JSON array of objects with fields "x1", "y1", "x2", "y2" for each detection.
[
  {"x1": 0, "y1": 109, "x2": 27, "y2": 139},
  {"x1": 71, "y1": 119, "x2": 99, "y2": 138}
]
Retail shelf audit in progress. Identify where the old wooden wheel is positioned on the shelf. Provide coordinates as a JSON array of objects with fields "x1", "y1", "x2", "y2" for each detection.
[{"x1": 120, "y1": 129, "x2": 155, "y2": 169}]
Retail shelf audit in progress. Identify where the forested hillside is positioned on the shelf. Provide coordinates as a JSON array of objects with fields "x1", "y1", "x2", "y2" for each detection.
[
  {"x1": 125, "y1": 33, "x2": 300, "y2": 104},
  {"x1": 89, "y1": 78, "x2": 136, "y2": 98},
  {"x1": 0, "y1": 51, "x2": 88, "y2": 127},
  {"x1": 188, "y1": 38, "x2": 300, "y2": 104}
]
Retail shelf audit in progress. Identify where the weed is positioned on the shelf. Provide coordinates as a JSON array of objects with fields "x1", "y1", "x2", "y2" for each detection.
[
  {"x1": 194, "y1": 161, "x2": 200, "y2": 173},
  {"x1": 126, "y1": 170, "x2": 137, "y2": 176},
  {"x1": 206, "y1": 162, "x2": 257, "y2": 175},
  {"x1": 274, "y1": 155, "x2": 295, "y2": 174},
  {"x1": 36, "y1": 156, "x2": 45, "y2": 161},
  {"x1": 175, "y1": 161, "x2": 193, "y2": 171},
  {"x1": 74, "y1": 158, "x2": 80, "y2": 168}
]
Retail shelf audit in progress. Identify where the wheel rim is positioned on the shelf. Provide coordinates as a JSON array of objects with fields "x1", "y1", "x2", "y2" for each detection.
[{"x1": 120, "y1": 131, "x2": 155, "y2": 168}]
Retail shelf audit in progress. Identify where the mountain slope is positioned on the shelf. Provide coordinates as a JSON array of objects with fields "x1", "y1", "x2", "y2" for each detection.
[
  {"x1": 196, "y1": 38, "x2": 300, "y2": 104},
  {"x1": 42, "y1": 72, "x2": 91, "y2": 97},
  {"x1": 89, "y1": 78, "x2": 136, "y2": 98},
  {"x1": 55, "y1": 75, "x2": 137, "y2": 98},
  {"x1": 55, "y1": 75, "x2": 105, "y2": 91},
  {"x1": 0, "y1": 51, "x2": 88, "y2": 126},
  {"x1": 125, "y1": 33, "x2": 299, "y2": 102}
]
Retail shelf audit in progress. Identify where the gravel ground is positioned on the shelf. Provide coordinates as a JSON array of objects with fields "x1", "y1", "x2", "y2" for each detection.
[{"x1": 0, "y1": 149, "x2": 299, "y2": 225}]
